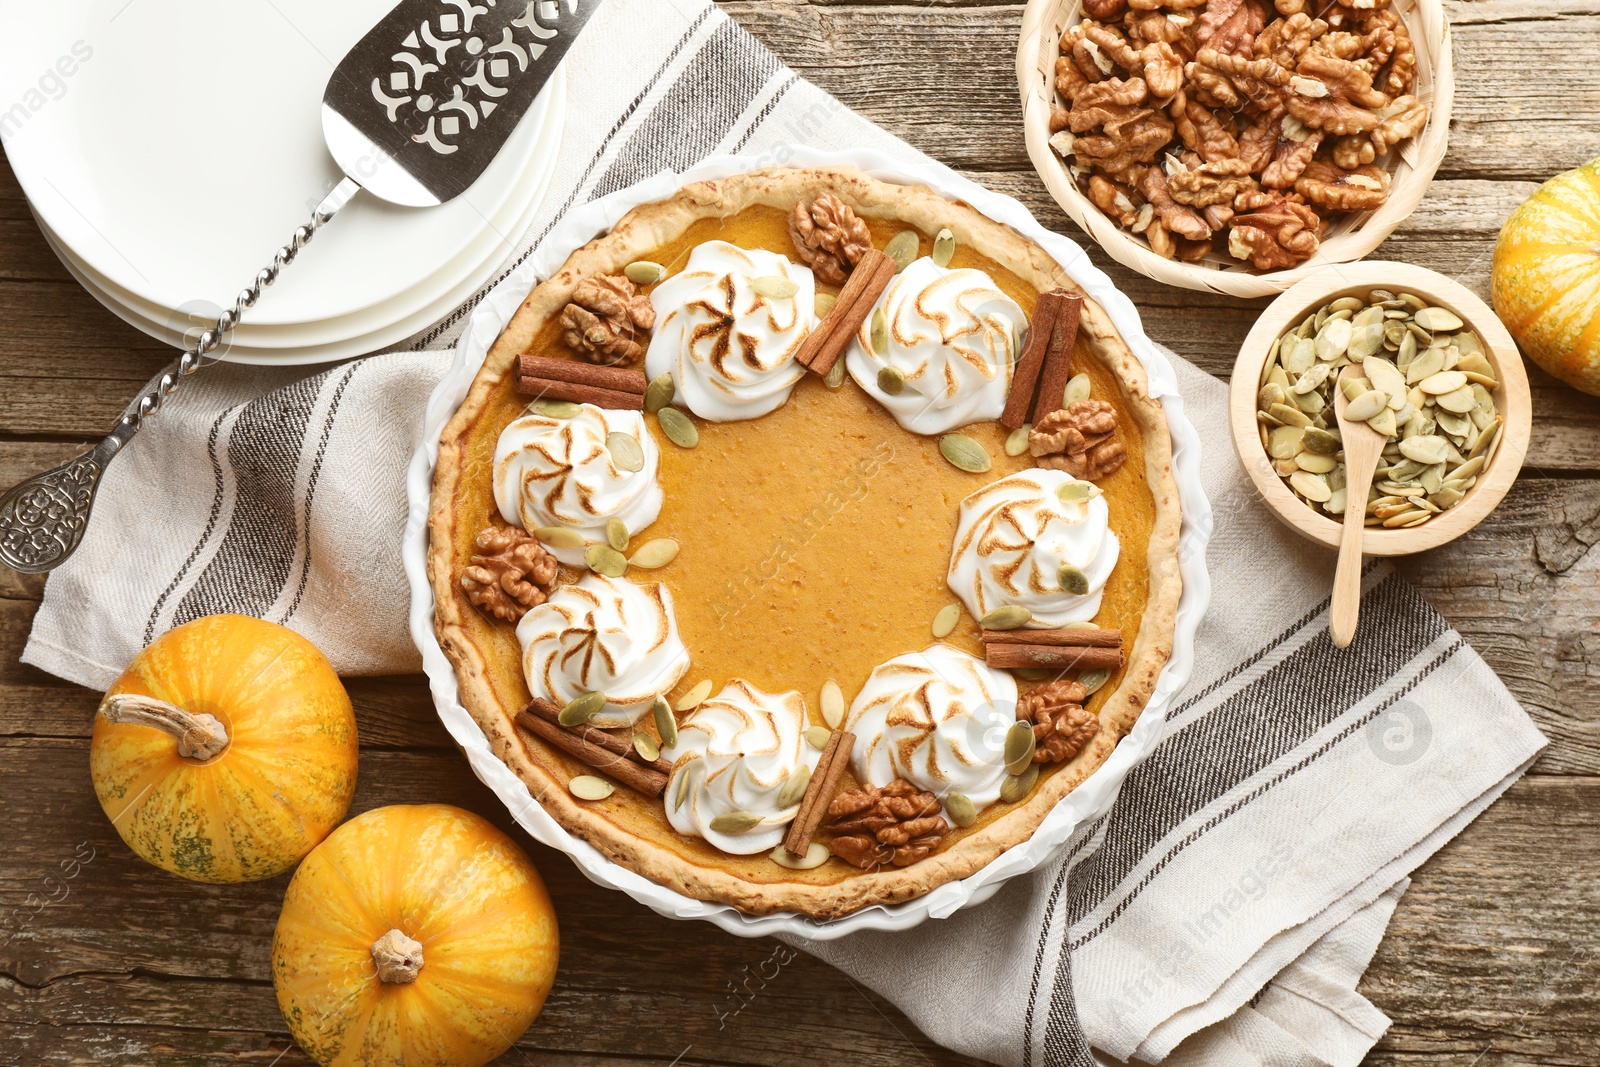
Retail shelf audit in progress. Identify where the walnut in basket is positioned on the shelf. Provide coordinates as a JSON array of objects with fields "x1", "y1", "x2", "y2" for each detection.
[{"x1": 1048, "y1": 0, "x2": 1428, "y2": 272}]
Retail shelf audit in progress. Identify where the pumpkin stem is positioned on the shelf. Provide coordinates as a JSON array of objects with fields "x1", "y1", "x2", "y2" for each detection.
[
  {"x1": 100, "y1": 693, "x2": 229, "y2": 762},
  {"x1": 371, "y1": 929, "x2": 424, "y2": 984}
]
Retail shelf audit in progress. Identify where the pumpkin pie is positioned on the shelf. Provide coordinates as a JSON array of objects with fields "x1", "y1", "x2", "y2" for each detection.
[{"x1": 428, "y1": 166, "x2": 1182, "y2": 918}]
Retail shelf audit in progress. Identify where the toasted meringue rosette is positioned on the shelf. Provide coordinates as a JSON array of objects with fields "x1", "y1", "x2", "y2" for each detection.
[
  {"x1": 517, "y1": 573, "x2": 690, "y2": 729},
  {"x1": 846, "y1": 645, "x2": 1019, "y2": 812},
  {"x1": 645, "y1": 241, "x2": 816, "y2": 421},
  {"x1": 948, "y1": 468, "x2": 1120, "y2": 629},
  {"x1": 846, "y1": 256, "x2": 1022, "y2": 435},
  {"x1": 493, "y1": 404, "x2": 662, "y2": 564},
  {"x1": 662, "y1": 681, "x2": 820, "y2": 855}
]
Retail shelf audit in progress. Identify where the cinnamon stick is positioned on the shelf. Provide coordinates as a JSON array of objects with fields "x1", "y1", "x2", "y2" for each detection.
[
  {"x1": 981, "y1": 627, "x2": 1123, "y2": 648},
  {"x1": 1031, "y1": 291, "x2": 1084, "y2": 425},
  {"x1": 517, "y1": 377, "x2": 646, "y2": 411},
  {"x1": 984, "y1": 643, "x2": 1124, "y2": 671},
  {"x1": 797, "y1": 249, "x2": 896, "y2": 376},
  {"x1": 782, "y1": 729, "x2": 856, "y2": 857},
  {"x1": 519, "y1": 698, "x2": 672, "y2": 775},
  {"x1": 1001, "y1": 289, "x2": 1068, "y2": 430},
  {"x1": 519, "y1": 355, "x2": 647, "y2": 395},
  {"x1": 514, "y1": 709, "x2": 669, "y2": 797}
]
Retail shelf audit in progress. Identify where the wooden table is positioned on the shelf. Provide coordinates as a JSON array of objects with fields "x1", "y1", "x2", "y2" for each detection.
[{"x1": 2, "y1": 2, "x2": 1597, "y2": 1062}]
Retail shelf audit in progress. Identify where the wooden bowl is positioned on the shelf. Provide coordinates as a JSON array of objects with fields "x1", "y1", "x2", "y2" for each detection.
[
  {"x1": 1015, "y1": 0, "x2": 1454, "y2": 299},
  {"x1": 1228, "y1": 262, "x2": 1532, "y2": 555}
]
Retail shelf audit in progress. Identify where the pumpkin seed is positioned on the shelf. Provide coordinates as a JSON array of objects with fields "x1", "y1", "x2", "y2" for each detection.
[
  {"x1": 1290, "y1": 470, "x2": 1332, "y2": 502},
  {"x1": 1315, "y1": 318, "x2": 1352, "y2": 361},
  {"x1": 1078, "y1": 668, "x2": 1110, "y2": 696},
  {"x1": 824, "y1": 358, "x2": 846, "y2": 389},
  {"x1": 1295, "y1": 451, "x2": 1337, "y2": 474},
  {"x1": 709, "y1": 811, "x2": 763, "y2": 834},
  {"x1": 656, "y1": 406, "x2": 699, "y2": 448},
  {"x1": 1363, "y1": 357, "x2": 1407, "y2": 406},
  {"x1": 1292, "y1": 363, "x2": 1332, "y2": 394},
  {"x1": 884, "y1": 230, "x2": 920, "y2": 271},
  {"x1": 1005, "y1": 424, "x2": 1032, "y2": 457},
  {"x1": 932, "y1": 602, "x2": 962, "y2": 638},
  {"x1": 605, "y1": 517, "x2": 630, "y2": 552},
  {"x1": 1398, "y1": 435, "x2": 1448, "y2": 466},
  {"x1": 1012, "y1": 320, "x2": 1026, "y2": 362},
  {"x1": 1004, "y1": 721, "x2": 1037, "y2": 775},
  {"x1": 1259, "y1": 383, "x2": 1287, "y2": 410},
  {"x1": 1000, "y1": 765, "x2": 1040, "y2": 804},
  {"x1": 1434, "y1": 385, "x2": 1476, "y2": 413},
  {"x1": 644, "y1": 373, "x2": 675, "y2": 413},
  {"x1": 559, "y1": 691, "x2": 607, "y2": 726},
  {"x1": 653, "y1": 695, "x2": 678, "y2": 749},
  {"x1": 1064, "y1": 372, "x2": 1092, "y2": 405},
  {"x1": 1342, "y1": 390, "x2": 1387, "y2": 423},
  {"x1": 804, "y1": 726, "x2": 832, "y2": 750},
  {"x1": 1057, "y1": 480, "x2": 1095, "y2": 503},
  {"x1": 878, "y1": 366, "x2": 906, "y2": 396},
  {"x1": 751, "y1": 275, "x2": 799, "y2": 299},
  {"x1": 530, "y1": 399, "x2": 581, "y2": 418},
  {"x1": 1414, "y1": 306, "x2": 1464, "y2": 332},
  {"x1": 1267, "y1": 403, "x2": 1312, "y2": 428},
  {"x1": 940, "y1": 433, "x2": 991, "y2": 473},
  {"x1": 770, "y1": 842, "x2": 830, "y2": 869},
  {"x1": 584, "y1": 543, "x2": 627, "y2": 577},
  {"x1": 675, "y1": 679, "x2": 713, "y2": 712},
  {"x1": 1418, "y1": 370, "x2": 1468, "y2": 395},
  {"x1": 672, "y1": 768, "x2": 691, "y2": 811},
  {"x1": 980, "y1": 604, "x2": 1032, "y2": 630},
  {"x1": 777, "y1": 765, "x2": 812, "y2": 809},
  {"x1": 628, "y1": 538, "x2": 680, "y2": 569},
  {"x1": 870, "y1": 307, "x2": 889, "y2": 356},
  {"x1": 632, "y1": 733, "x2": 660, "y2": 762},
  {"x1": 533, "y1": 526, "x2": 586, "y2": 550},
  {"x1": 569, "y1": 775, "x2": 614, "y2": 801},
  {"x1": 1268, "y1": 425, "x2": 1306, "y2": 459},
  {"x1": 821, "y1": 680, "x2": 845, "y2": 729},
  {"x1": 605, "y1": 431, "x2": 645, "y2": 473},
  {"x1": 815, "y1": 293, "x2": 838, "y2": 316},
  {"x1": 944, "y1": 791, "x2": 978, "y2": 828},
  {"x1": 624, "y1": 261, "x2": 666, "y2": 285},
  {"x1": 1302, "y1": 426, "x2": 1342, "y2": 455},
  {"x1": 1367, "y1": 407, "x2": 1398, "y2": 437},
  {"x1": 932, "y1": 227, "x2": 956, "y2": 268},
  {"x1": 1058, "y1": 564, "x2": 1090, "y2": 595}
]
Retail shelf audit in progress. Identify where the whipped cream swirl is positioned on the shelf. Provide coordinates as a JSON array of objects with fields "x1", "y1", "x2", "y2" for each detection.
[
  {"x1": 846, "y1": 644, "x2": 1018, "y2": 811},
  {"x1": 517, "y1": 573, "x2": 690, "y2": 729},
  {"x1": 846, "y1": 256, "x2": 1023, "y2": 435},
  {"x1": 645, "y1": 241, "x2": 816, "y2": 421},
  {"x1": 662, "y1": 680, "x2": 820, "y2": 855},
  {"x1": 493, "y1": 404, "x2": 663, "y2": 565},
  {"x1": 948, "y1": 468, "x2": 1120, "y2": 629}
]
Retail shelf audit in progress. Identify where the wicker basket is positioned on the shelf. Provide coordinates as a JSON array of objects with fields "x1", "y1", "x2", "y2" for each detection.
[{"x1": 1016, "y1": 0, "x2": 1454, "y2": 298}]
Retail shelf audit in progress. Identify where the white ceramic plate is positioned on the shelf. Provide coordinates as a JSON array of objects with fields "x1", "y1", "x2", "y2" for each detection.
[
  {"x1": 31, "y1": 75, "x2": 561, "y2": 365},
  {"x1": 401, "y1": 149, "x2": 1213, "y2": 939},
  {"x1": 0, "y1": 0, "x2": 563, "y2": 327}
]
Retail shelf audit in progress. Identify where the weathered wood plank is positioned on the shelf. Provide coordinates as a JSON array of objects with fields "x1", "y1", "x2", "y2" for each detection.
[{"x1": 715, "y1": 2, "x2": 1600, "y2": 180}]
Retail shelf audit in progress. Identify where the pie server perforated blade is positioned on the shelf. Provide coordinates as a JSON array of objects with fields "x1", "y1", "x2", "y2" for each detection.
[{"x1": 0, "y1": 0, "x2": 602, "y2": 573}]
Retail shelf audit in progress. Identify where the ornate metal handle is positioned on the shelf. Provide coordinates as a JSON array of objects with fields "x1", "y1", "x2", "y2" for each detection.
[{"x1": 0, "y1": 177, "x2": 363, "y2": 574}]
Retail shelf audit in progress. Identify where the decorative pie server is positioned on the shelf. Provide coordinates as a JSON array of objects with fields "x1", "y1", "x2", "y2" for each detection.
[{"x1": 0, "y1": 0, "x2": 602, "y2": 573}]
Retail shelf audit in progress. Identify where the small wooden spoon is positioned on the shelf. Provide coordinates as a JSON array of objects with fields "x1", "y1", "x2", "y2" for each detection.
[{"x1": 1329, "y1": 364, "x2": 1389, "y2": 648}]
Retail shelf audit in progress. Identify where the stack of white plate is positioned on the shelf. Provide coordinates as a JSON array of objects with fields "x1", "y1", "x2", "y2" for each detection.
[{"x1": 0, "y1": 0, "x2": 564, "y2": 365}]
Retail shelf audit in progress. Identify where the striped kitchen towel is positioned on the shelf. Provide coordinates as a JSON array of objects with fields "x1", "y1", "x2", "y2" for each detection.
[{"x1": 22, "y1": 1, "x2": 1547, "y2": 1065}]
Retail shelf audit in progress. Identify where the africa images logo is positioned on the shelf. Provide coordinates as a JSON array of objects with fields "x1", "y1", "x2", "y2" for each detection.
[
  {"x1": 1365, "y1": 698, "x2": 1433, "y2": 766},
  {"x1": 0, "y1": 41, "x2": 94, "y2": 144}
]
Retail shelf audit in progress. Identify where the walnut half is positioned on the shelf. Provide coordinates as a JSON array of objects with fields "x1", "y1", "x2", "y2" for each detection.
[
  {"x1": 789, "y1": 192, "x2": 872, "y2": 287},
  {"x1": 1020, "y1": 680, "x2": 1102, "y2": 764},
  {"x1": 827, "y1": 780, "x2": 948, "y2": 870},
  {"x1": 1030, "y1": 400, "x2": 1129, "y2": 481},
  {"x1": 460, "y1": 525, "x2": 559, "y2": 623},
  {"x1": 560, "y1": 274, "x2": 655, "y2": 366}
]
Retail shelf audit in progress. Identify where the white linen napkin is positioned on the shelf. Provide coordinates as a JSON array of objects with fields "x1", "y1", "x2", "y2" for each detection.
[{"x1": 22, "y1": 1, "x2": 1547, "y2": 1064}]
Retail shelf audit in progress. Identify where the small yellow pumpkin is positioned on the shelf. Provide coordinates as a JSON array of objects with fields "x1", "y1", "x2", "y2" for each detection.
[
  {"x1": 1491, "y1": 155, "x2": 1600, "y2": 395},
  {"x1": 90, "y1": 614, "x2": 358, "y2": 883},
  {"x1": 272, "y1": 804, "x2": 559, "y2": 1067}
]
